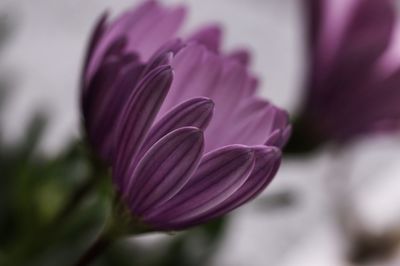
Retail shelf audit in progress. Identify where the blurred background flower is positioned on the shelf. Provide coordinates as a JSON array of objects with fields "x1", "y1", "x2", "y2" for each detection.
[{"x1": 288, "y1": 0, "x2": 400, "y2": 152}]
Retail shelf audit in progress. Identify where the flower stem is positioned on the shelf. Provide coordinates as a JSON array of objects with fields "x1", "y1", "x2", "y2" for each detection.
[
  {"x1": 53, "y1": 176, "x2": 96, "y2": 226},
  {"x1": 74, "y1": 230, "x2": 112, "y2": 266},
  {"x1": 51, "y1": 153, "x2": 106, "y2": 227}
]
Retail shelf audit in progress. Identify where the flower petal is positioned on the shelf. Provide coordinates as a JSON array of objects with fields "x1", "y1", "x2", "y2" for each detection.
[
  {"x1": 87, "y1": 1, "x2": 185, "y2": 81},
  {"x1": 227, "y1": 49, "x2": 251, "y2": 66},
  {"x1": 336, "y1": 0, "x2": 395, "y2": 76},
  {"x1": 208, "y1": 97, "x2": 290, "y2": 150},
  {"x1": 114, "y1": 65, "x2": 173, "y2": 190},
  {"x1": 93, "y1": 62, "x2": 145, "y2": 161},
  {"x1": 126, "y1": 127, "x2": 204, "y2": 215},
  {"x1": 168, "y1": 146, "x2": 281, "y2": 229},
  {"x1": 143, "y1": 39, "x2": 184, "y2": 75},
  {"x1": 138, "y1": 97, "x2": 214, "y2": 160},
  {"x1": 83, "y1": 57, "x2": 127, "y2": 160},
  {"x1": 160, "y1": 44, "x2": 256, "y2": 150},
  {"x1": 128, "y1": 4, "x2": 186, "y2": 59},
  {"x1": 82, "y1": 12, "x2": 108, "y2": 87},
  {"x1": 144, "y1": 145, "x2": 255, "y2": 228},
  {"x1": 188, "y1": 24, "x2": 222, "y2": 52},
  {"x1": 159, "y1": 44, "x2": 209, "y2": 113}
]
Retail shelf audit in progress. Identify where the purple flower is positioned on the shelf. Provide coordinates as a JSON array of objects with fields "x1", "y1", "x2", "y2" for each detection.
[
  {"x1": 297, "y1": 0, "x2": 400, "y2": 145},
  {"x1": 81, "y1": 1, "x2": 290, "y2": 231}
]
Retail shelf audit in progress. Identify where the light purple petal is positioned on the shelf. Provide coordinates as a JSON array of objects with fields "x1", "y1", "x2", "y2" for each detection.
[
  {"x1": 227, "y1": 49, "x2": 251, "y2": 66},
  {"x1": 157, "y1": 44, "x2": 277, "y2": 151},
  {"x1": 207, "y1": 97, "x2": 290, "y2": 150},
  {"x1": 142, "y1": 39, "x2": 184, "y2": 75},
  {"x1": 265, "y1": 126, "x2": 292, "y2": 148},
  {"x1": 126, "y1": 127, "x2": 204, "y2": 215},
  {"x1": 113, "y1": 65, "x2": 173, "y2": 190},
  {"x1": 86, "y1": 1, "x2": 185, "y2": 82},
  {"x1": 206, "y1": 59, "x2": 249, "y2": 122},
  {"x1": 86, "y1": 1, "x2": 158, "y2": 79},
  {"x1": 143, "y1": 145, "x2": 255, "y2": 227},
  {"x1": 127, "y1": 5, "x2": 186, "y2": 59},
  {"x1": 159, "y1": 44, "x2": 208, "y2": 113},
  {"x1": 187, "y1": 24, "x2": 222, "y2": 52}
]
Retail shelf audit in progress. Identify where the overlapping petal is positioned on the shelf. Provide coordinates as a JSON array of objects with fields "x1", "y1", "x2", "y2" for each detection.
[
  {"x1": 85, "y1": 1, "x2": 185, "y2": 81},
  {"x1": 188, "y1": 24, "x2": 222, "y2": 52},
  {"x1": 114, "y1": 65, "x2": 173, "y2": 189},
  {"x1": 158, "y1": 44, "x2": 290, "y2": 152},
  {"x1": 143, "y1": 145, "x2": 256, "y2": 229},
  {"x1": 126, "y1": 127, "x2": 204, "y2": 215},
  {"x1": 163, "y1": 146, "x2": 281, "y2": 229}
]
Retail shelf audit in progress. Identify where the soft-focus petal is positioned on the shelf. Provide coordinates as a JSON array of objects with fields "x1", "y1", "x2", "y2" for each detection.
[
  {"x1": 82, "y1": 12, "x2": 108, "y2": 87},
  {"x1": 127, "y1": 5, "x2": 186, "y2": 59},
  {"x1": 188, "y1": 24, "x2": 222, "y2": 52},
  {"x1": 299, "y1": 0, "x2": 400, "y2": 144},
  {"x1": 85, "y1": 61, "x2": 145, "y2": 161},
  {"x1": 227, "y1": 49, "x2": 251, "y2": 66},
  {"x1": 86, "y1": 1, "x2": 185, "y2": 81},
  {"x1": 82, "y1": 58, "x2": 123, "y2": 159}
]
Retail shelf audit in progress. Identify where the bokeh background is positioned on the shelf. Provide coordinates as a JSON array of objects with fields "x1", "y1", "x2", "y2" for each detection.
[{"x1": 0, "y1": 0, "x2": 400, "y2": 265}]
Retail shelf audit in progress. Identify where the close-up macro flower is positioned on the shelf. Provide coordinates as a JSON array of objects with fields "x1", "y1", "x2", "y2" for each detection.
[
  {"x1": 1, "y1": 0, "x2": 400, "y2": 266},
  {"x1": 75, "y1": 3, "x2": 291, "y2": 263}
]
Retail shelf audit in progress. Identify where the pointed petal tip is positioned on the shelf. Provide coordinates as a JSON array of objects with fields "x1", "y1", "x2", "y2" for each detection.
[
  {"x1": 259, "y1": 144, "x2": 282, "y2": 154},
  {"x1": 181, "y1": 126, "x2": 204, "y2": 141},
  {"x1": 225, "y1": 144, "x2": 256, "y2": 162},
  {"x1": 151, "y1": 64, "x2": 174, "y2": 84},
  {"x1": 173, "y1": 5, "x2": 187, "y2": 16},
  {"x1": 197, "y1": 97, "x2": 215, "y2": 112},
  {"x1": 98, "y1": 10, "x2": 109, "y2": 23},
  {"x1": 202, "y1": 24, "x2": 223, "y2": 34},
  {"x1": 171, "y1": 126, "x2": 204, "y2": 146}
]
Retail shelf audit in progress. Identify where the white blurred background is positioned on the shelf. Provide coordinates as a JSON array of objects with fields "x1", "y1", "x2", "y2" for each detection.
[{"x1": 0, "y1": 0, "x2": 400, "y2": 265}]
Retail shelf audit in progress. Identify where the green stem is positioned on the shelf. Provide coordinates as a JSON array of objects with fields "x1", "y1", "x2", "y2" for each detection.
[
  {"x1": 51, "y1": 176, "x2": 96, "y2": 226},
  {"x1": 74, "y1": 229, "x2": 112, "y2": 266},
  {"x1": 51, "y1": 153, "x2": 107, "y2": 227}
]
